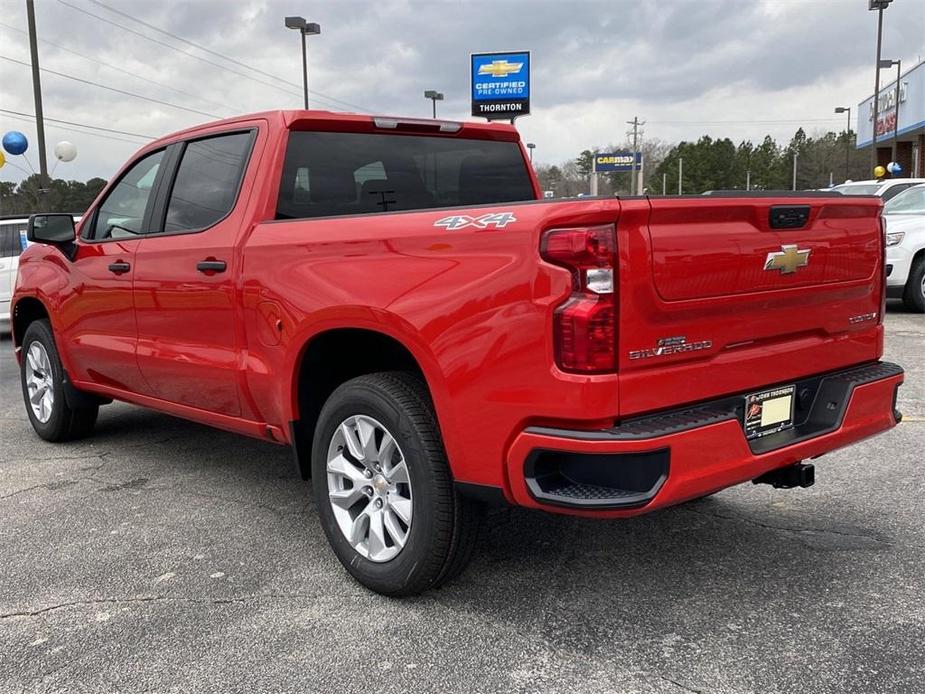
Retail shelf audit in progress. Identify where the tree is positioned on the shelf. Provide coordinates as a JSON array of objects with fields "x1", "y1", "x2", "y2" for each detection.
[{"x1": 0, "y1": 175, "x2": 106, "y2": 216}]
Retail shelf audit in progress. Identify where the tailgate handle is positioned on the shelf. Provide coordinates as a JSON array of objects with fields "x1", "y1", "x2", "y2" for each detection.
[{"x1": 769, "y1": 205, "x2": 810, "y2": 230}]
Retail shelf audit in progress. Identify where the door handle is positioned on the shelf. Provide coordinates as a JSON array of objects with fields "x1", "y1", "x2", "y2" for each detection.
[
  {"x1": 108, "y1": 261, "x2": 131, "y2": 274},
  {"x1": 196, "y1": 260, "x2": 227, "y2": 274}
]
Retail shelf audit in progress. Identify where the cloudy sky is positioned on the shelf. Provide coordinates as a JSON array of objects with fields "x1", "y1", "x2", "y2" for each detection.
[{"x1": 1, "y1": 0, "x2": 923, "y2": 184}]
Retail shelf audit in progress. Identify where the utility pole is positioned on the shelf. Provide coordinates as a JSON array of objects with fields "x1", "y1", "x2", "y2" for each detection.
[
  {"x1": 626, "y1": 116, "x2": 645, "y2": 196},
  {"x1": 25, "y1": 0, "x2": 48, "y2": 189},
  {"x1": 662, "y1": 173, "x2": 666, "y2": 196},
  {"x1": 746, "y1": 170, "x2": 751, "y2": 191},
  {"x1": 792, "y1": 152, "x2": 799, "y2": 191},
  {"x1": 678, "y1": 157, "x2": 683, "y2": 195}
]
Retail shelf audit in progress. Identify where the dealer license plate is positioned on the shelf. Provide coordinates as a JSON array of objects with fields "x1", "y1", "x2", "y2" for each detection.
[{"x1": 743, "y1": 385, "x2": 795, "y2": 440}]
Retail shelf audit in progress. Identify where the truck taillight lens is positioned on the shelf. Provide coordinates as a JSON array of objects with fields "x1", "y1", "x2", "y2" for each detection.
[{"x1": 541, "y1": 225, "x2": 616, "y2": 373}]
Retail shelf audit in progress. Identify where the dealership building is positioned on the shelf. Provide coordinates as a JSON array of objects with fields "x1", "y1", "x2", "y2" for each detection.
[{"x1": 856, "y1": 58, "x2": 925, "y2": 177}]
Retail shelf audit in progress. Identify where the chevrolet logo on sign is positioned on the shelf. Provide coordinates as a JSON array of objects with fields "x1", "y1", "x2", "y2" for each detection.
[
  {"x1": 764, "y1": 244, "x2": 811, "y2": 274},
  {"x1": 478, "y1": 60, "x2": 524, "y2": 78}
]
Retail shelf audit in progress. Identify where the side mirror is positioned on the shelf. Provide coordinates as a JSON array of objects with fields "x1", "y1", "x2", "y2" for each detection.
[{"x1": 28, "y1": 214, "x2": 76, "y2": 245}]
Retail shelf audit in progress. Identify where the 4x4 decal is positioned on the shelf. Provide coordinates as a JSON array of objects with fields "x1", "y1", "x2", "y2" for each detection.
[{"x1": 434, "y1": 212, "x2": 517, "y2": 231}]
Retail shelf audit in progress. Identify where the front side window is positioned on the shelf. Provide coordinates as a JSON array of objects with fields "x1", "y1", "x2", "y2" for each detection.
[
  {"x1": 91, "y1": 150, "x2": 164, "y2": 240},
  {"x1": 884, "y1": 185, "x2": 925, "y2": 214},
  {"x1": 276, "y1": 131, "x2": 535, "y2": 220},
  {"x1": 163, "y1": 131, "x2": 253, "y2": 233},
  {"x1": 881, "y1": 184, "x2": 913, "y2": 202}
]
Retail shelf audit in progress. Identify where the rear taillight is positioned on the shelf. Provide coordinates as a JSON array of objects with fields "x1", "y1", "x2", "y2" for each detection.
[{"x1": 541, "y1": 224, "x2": 617, "y2": 373}]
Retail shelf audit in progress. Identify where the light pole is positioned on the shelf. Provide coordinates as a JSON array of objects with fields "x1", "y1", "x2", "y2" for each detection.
[
  {"x1": 879, "y1": 59, "x2": 902, "y2": 164},
  {"x1": 423, "y1": 90, "x2": 444, "y2": 119},
  {"x1": 285, "y1": 16, "x2": 321, "y2": 109},
  {"x1": 526, "y1": 142, "x2": 536, "y2": 163},
  {"x1": 835, "y1": 106, "x2": 851, "y2": 182},
  {"x1": 868, "y1": 0, "x2": 892, "y2": 172}
]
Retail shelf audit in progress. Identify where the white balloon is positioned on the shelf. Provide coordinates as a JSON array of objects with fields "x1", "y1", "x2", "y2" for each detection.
[{"x1": 54, "y1": 141, "x2": 77, "y2": 162}]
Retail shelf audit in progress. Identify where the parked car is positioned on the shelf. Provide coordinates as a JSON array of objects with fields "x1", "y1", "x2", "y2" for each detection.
[
  {"x1": 11, "y1": 110, "x2": 904, "y2": 595},
  {"x1": 831, "y1": 178, "x2": 925, "y2": 202},
  {"x1": 883, "y1": 183, "x2": 925, "y2": 312},
  {"x1": 0, "y1": 216, "x2": 29, "y2": 332}
]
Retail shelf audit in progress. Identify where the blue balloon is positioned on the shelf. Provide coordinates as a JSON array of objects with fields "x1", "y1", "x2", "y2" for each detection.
[{"x1": 2, "y1": 131, "x2": 28, "y2": 156}]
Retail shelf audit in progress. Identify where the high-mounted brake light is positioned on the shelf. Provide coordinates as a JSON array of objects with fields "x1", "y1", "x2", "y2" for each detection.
[
  {"x1": 541, "y1": 225, "x2": 617, "y2": 373},
  {"x1": 373, "y1": 117, "x2": 462, "y2": 133}
]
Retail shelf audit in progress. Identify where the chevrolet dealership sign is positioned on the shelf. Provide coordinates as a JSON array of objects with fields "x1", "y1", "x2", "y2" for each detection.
[{"x1": 471, "y1": 51, "x2": 531, "y2": 120}]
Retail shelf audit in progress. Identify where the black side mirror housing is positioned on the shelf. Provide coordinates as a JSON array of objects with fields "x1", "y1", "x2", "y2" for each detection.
[{"x1": 28, "y1": 214, "x2": 76, "y2": 245}]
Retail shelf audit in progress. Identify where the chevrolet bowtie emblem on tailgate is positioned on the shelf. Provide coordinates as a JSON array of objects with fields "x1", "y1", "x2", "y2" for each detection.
[
  {"x1": 477, "y1": 60, "x2": 524, "y2": 78},
  {"x1": 764, "y1": 244, "x2": 811, "y2": 274}
]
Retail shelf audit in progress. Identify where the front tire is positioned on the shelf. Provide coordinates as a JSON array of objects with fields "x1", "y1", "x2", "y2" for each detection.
[
  {"x1": 902, "y1": 258, "x2": 925, "y2": 313},
  {"x1": 311, "y1": 372, "x2": 481, "y2": 596},
  {"x1": 20, "y1": 319, "x2": 98, "y2": 442}
]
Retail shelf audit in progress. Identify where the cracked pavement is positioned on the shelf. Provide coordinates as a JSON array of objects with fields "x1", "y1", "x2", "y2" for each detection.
[{"x1": 1, "y1": 305, "x2": 923, "y2": 694}]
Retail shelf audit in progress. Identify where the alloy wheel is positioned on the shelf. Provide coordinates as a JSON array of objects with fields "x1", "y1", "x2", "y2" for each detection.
[
  {"x1": 326, "y1": 414, "x2": 413, "y2": 563},
  {"x1": 25, "y1": 341, "x2": 54, "y2": 423}
]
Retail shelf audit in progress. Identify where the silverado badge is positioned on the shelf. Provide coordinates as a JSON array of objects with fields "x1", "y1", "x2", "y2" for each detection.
[{"x1": 764, "y1": 244, "x2": 811, "y2": 274}]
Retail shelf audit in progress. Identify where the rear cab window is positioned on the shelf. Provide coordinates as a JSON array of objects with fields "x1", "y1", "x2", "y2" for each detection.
[{"x1": 276, "y1": 130, "x2": 535, "y2": 220}]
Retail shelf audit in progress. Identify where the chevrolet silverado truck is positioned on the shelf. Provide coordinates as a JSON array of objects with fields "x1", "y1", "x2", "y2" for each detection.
[{"x1": 12, "y1": 110, "x2": 904, "y2": 596}]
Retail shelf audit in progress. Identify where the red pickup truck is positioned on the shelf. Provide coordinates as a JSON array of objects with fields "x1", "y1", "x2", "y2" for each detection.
[{"x1": 12, "y1": 110, "x2": 904, "y2": 595}]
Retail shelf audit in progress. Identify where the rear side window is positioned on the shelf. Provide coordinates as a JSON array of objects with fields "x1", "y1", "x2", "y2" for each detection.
[
  {"x1": 0, "y1": 223, "x2": 28, "y2": 257},
  {"x1": 163, "y1": 131, "x2": 253, "y2": 233},
  {"x1": 276, "y1": 131, "x2": 534, "y2": 220}
]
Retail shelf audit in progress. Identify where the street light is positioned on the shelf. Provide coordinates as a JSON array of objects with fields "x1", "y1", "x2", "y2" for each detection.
[
  {"x1": 879, "y1": 59, "x2": 902, "y2": 164},
  {"x1": 835, "y1": 106, "x2": 851, "y2": 182},
  {"x1": 526, "y1": 142, "x2": 536, "y2": 163},
  {"x1": 423, "y1": 90, "x2": 444, "y2": 119},
  {"x1": 868, "y1": 0, "x2": 892, "y2": 172},
  {"x1": 285, "y1": 16, "x2": 321, "y2": 109}
]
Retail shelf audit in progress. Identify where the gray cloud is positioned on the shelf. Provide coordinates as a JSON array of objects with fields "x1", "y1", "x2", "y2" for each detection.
[{"x1": 1, "y1": 0, "x2": 923, "y2": 183}]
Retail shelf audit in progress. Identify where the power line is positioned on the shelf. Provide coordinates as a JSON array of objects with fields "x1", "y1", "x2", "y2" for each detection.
[
  {"x1": 54, "y1": 0, "x2": 353, "y2": 113},
  {"x1": 85, "y1": 0, "x2": 371, "y2": 113},
  {"x1": 0, "y1": 110, "x2": 151, "y2": 146},
  {"x1": 1, "y1": 55, "x2": 219, "y2": 119},
  {"x1": 0, "y1": 108, "x2": 155, "y2": 139},
  {"x1": 648, "y1": 118, "x2": 846, "y2": 125},
  {"x1": 0, "y1": 20, "x2": 237, "y2": 115}
]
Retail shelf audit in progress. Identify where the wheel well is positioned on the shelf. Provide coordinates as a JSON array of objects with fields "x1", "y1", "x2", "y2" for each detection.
[
  {"x1": 12, "y1": 297, "x2": 49, "y2": 348},
  {"x1": 291, "y1": 328, "x2": 426, "y2": 479}
]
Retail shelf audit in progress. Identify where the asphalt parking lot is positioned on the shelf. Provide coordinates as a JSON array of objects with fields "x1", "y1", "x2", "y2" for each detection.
[{"x1": 1, "y1": 307, "x2": 923, "y2": 694}]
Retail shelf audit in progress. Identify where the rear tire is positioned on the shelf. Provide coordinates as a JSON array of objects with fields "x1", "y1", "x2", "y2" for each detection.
[
  {"x1": 902, "y1": 258, "x2": 925, "y2": 313},
  {"x1": 20, "y1": 319, "x2": 98, "y2": 442},
  {"x1": 311, "y1": 371, "x2": 481, "y2": 596}
]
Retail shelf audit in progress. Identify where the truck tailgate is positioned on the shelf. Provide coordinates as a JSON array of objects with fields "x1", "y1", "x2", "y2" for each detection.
[{"x1": 617, "y1": 195, "x2": 884, "y2": 417}]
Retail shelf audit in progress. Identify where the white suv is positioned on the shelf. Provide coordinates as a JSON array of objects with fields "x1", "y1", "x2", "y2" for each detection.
[
  {"x1": 0, "y1": 217, "x2": 30, "y2": 332},
  {"x1": 883, "y1": 184, "x2": 925, "y2": 313}
]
